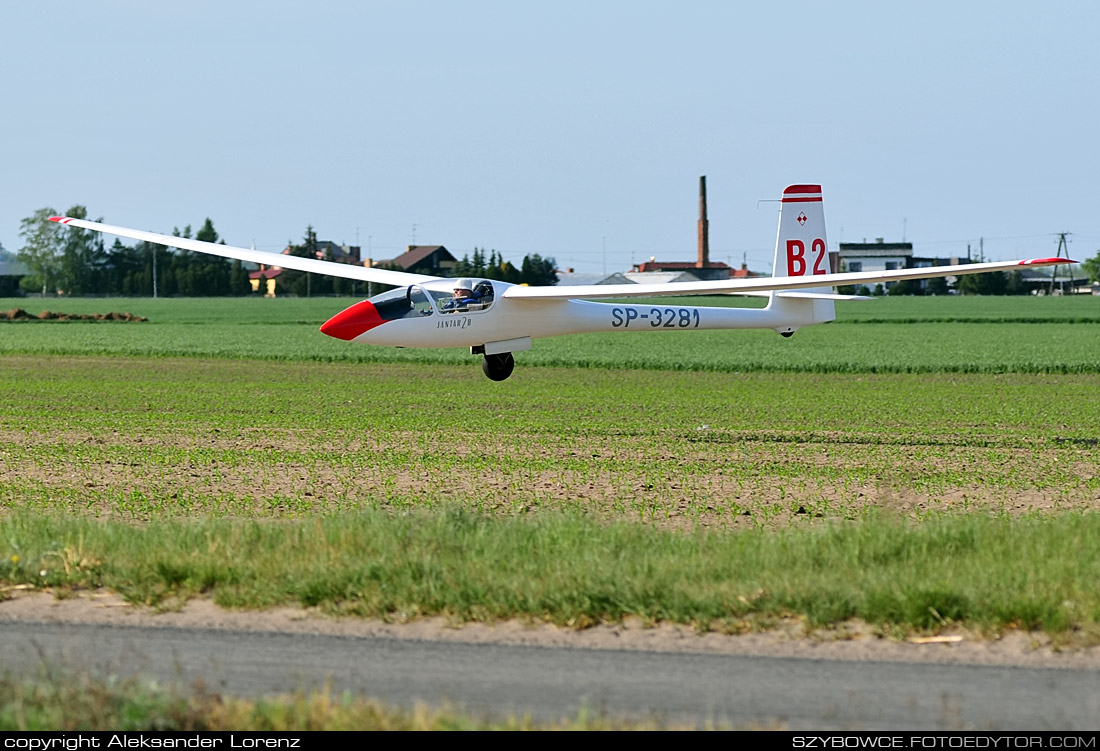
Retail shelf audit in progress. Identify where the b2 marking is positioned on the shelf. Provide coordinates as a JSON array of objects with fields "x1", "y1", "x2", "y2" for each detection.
[{"x1": 786, "y1": 238, "x2": 827, "y2": 276}]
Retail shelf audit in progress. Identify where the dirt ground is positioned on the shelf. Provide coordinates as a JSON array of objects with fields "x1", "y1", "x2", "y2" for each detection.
[
  {"x1": 2, "y1": 589, "x2": 1099, "y2": 670},
  {"x1": 2, "y1": 426, "x2": 1094, "y2": 531}
]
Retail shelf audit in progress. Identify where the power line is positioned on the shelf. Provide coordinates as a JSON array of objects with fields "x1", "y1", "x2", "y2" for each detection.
[{"x1": 1049, "y1": 232, "x2": 1075, "y2": 295}]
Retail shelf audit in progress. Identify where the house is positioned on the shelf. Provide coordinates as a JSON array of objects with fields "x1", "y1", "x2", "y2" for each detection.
[
  {"x1": 730, "y1": 262, "x2": 766, "y2": 279},
  {"x1": 281, "y1": 240, "x2": 362, "y2": 264},
  {"x1": 316, "y1": 240, "x2": 360, "y2": 264},
  {"x1": 624, "y1": 270, "x2": 704, "y2": 284},
  {"x1": 0, "y1": 253, "x2": 29, "y2": 296},
  {"x1": 1021, "y1": 268, "x2": 1091, "y2": 295},
  {"x1": 837, "y1": 239, "x2": 966, "y2": 290},
  {"x1": 379, "y1": 245, "x2": 456, "y2": 276},
  {"x1": 555, "y1": 271, "x2": 635, "y2": 286},
  {"x1": 254, "y1": 238, "x2": 368, "y2": 296},
  {"x1": 629, "y1": 258, "x2": 734, "y2": 281},
  {"x1": 248, "y1": 266, "x2": 282, "y2": 297}
]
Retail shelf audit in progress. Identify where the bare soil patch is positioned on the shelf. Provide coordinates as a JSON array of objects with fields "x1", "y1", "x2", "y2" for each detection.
[
  {"x1": 1, "y1": 426, "x2": 1094, "y2": 529},
  {"x1": 1, "y1": 309, "x2": 146, "y2": 321}
]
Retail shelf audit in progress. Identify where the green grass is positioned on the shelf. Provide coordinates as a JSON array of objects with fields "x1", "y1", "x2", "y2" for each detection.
[
  {"x1": 1, "y1": 295, "x2": 1097, "y2": 373},
  {"x1": 0, "y1": 672, "x2": 694, "y2": 730},
  {"x1": 4, "y1": 511, "x2": 1100, "y2": 638},
  {"x1": 5, "y1": 293, "x2": 1099, "y2": 323},
  {"x1": 0, "y1": 294, "x2": 1098, "y2": 644},
  {"x1": 0, "y1": 357, "x2": 1096, "y2": 526},
  {"x1": 0, "y1": 354, "x2": 1098, "y2": 637}
]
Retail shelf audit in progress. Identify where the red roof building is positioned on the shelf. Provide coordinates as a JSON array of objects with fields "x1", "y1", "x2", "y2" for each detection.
[{"x1": 380, "y1": 245, "x2": 457, "y2": 275}]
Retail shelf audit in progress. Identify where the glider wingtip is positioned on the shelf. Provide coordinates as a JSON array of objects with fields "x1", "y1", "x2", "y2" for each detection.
[
  {"x1": 1020, "y1": 257, "x2": 1078, "y2": 265},
  {"x1": 48, "y1": 216, "x2": 68, "y2": 223}
]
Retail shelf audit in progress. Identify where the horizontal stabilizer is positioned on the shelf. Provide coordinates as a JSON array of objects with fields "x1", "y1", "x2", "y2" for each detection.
[
  {"x1": 777, "y1": 291, "x2": 873, "y2": 301},
  {"x1": 727, "y1": 291, "x2": 874, "y2": 301}
]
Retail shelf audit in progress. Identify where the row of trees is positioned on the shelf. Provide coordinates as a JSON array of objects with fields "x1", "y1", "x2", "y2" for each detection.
[
  {"x1": 16, "y1": 206, "x2": 245, "y2": 297},
  {"x1": 449, "y1": 247, "x2": 558, "y2": 286},
  {"x1": 12, "y1": 207, "x2": 559, "y2": 297}
]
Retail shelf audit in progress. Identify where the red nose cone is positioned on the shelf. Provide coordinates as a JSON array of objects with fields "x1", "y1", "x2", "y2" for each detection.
[{"x1": 320, "y1": 300, "x2": 386, "y2": 341}]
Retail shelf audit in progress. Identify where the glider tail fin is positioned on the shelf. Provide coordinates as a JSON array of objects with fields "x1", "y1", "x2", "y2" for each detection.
[{"x1": 768, "y1": 184, "x2": 836, "y2": 331}]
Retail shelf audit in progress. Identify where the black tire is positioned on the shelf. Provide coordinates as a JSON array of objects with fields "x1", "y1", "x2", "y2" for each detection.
[{"x1": 482, "y1": 352, "x2": 515, "y2": 381}]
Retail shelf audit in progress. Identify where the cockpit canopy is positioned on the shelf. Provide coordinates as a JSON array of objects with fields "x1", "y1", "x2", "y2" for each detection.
[{"x1": 367, "y1": 279, "x2": 496, "y2": 321}]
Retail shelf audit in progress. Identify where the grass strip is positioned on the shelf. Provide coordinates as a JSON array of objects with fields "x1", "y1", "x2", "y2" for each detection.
[
  {"x1": 0, "y1": 296, "x2": 1097, "y2": 374},
  {"x1": 0, "y1": 673, "x2": 694, "y2": 730},
  {"x1": 4, "y1": 510, "x2": 1099, "y2": 639}
]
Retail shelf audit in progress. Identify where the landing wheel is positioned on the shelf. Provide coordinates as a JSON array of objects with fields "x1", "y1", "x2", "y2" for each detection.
[
  {"x1": 780, "y1": 331, "x2": 794, "y2": 338},
  {"x1": 482, "y1": 352, "x2": 515, "y2": 381}
]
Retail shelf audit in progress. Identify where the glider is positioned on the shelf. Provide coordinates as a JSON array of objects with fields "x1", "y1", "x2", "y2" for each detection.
[{"x1": 50, "y1": 185, "x2": 1072, "y2": 381}]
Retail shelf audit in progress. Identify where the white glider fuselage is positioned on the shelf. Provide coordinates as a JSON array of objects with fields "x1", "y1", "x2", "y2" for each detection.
[{"x1": 346, "y1": 289, "x2": 829, "y2": 350}]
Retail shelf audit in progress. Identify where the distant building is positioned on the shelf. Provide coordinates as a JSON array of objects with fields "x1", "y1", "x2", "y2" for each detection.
[
  {"x1": 0, "y1": 252, "x2": 29, "y2": 296},
  {"x1": 248, "y1": 266, "x2": 282, "y2": 297},
  {"x1": 378, "y1": 245, "x2": 456, "y2": 276},
  {"x1": 624, "y1": 270, "x2": 703, "y2": 285},
  {"x1": 730, "y1": 262, "x2": 766, "y2": 279},
  {"x1": 629, "y1": 258, "x2": 734, "y2": 281},
  {"x1": 556, "y1": 271, "x2": 634, "y2": 286},
  {"x1": 1018, "y1": 267, "x2": 1090, "y2": 295},
  {"x1": 282, "y1": 240, "x2": 362, "y2": 264},
  {"x1": 837, "y1": 239, "x2": 968, "y2": 290},
  {"x1": 317, "y1": 240, "x2": 360, "y2": 264}
]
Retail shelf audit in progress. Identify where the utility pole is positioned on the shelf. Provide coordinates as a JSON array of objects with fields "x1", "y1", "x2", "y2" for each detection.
[
  {"x1": 152, "y1": 245, "x2": 157, "y2": 298},
  {"x1": 1050, "y1": 232, "x2": 1075, "y2": 295}
]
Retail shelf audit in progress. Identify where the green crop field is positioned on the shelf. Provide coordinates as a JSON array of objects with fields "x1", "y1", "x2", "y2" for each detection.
[
  {"x1": 1, "y1": 295, "x2": 1098, "y2": 373},
  {"x1": 1, "y1": 294, "x2": 1099, "y2": 640}
]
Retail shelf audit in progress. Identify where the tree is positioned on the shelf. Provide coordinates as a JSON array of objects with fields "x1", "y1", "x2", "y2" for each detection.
[
  {"x1": 887, "y1": 278, "x2": 923, "y2": 296},
  {"x1": 1004, "y1": 270, "x2": 1027, "y2": 295},
  {"x1": 958, "y1": 270, "x2": 1007, "y2": 295},
  {"x1": 1082, "y1": 250, "x2": 1100, "y2": 284},
  {"x1": 105, "y1": 238, "x2": 147, "y2": 295},
  {"x1": 18, "y1": 207, "x2": 63, "y2": 295},
  {"x1": 193, "y1": 219, "x2": 231, "y2": 295},
  {"x1": 280, "y1": 226, "x2": 334, "y2": 296},
  {"x1": 454, "y1": 249, "x2": 558, "y2": 286},
  {"x1": 195, "y1": 218, "x2": 218, "y2": 244},
  {"x1": 229, "y1": 260, "x2": 249, "y2": 295},
  {"x1": 519, "y1": 253, "x2": 558, "y2": 286},
  {"x1": 57, "y1": 205, "x2": 105, "y2": 295},
  {"x1": 452, "y1": 254, "x2": 473, "y2": 277},
  {"x1": 926, "y1": 275, "x2": 949, "y2": 295}
]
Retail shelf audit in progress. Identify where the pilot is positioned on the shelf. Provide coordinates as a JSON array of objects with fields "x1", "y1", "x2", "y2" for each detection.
[{"x1": 443, "y1": 278, "x2": 481, "y2": 312}]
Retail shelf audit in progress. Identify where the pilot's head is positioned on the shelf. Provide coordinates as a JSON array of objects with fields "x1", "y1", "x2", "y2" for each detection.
[{"x1": 454, "y1": 278, "x2": 476, "y2": 296}]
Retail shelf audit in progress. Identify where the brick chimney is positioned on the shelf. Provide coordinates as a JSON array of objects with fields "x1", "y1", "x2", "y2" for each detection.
[{"x1": 697, "y1": 175, "x2": 709, "y2": 268}]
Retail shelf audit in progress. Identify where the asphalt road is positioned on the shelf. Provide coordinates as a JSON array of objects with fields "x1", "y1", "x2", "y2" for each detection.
[{"x1": 3, "y1": 621, "x2": 1098, "y2": 730}]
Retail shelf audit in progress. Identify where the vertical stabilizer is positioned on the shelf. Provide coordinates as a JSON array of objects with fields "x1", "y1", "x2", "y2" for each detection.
[{"x1": 768, "y1": 184, "x2": 835, "y2": 331}]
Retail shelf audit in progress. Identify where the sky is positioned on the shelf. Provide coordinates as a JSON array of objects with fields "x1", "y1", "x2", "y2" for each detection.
[{"x1": 3, "y1": 0, "x2": 1098, "y2": 275}]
